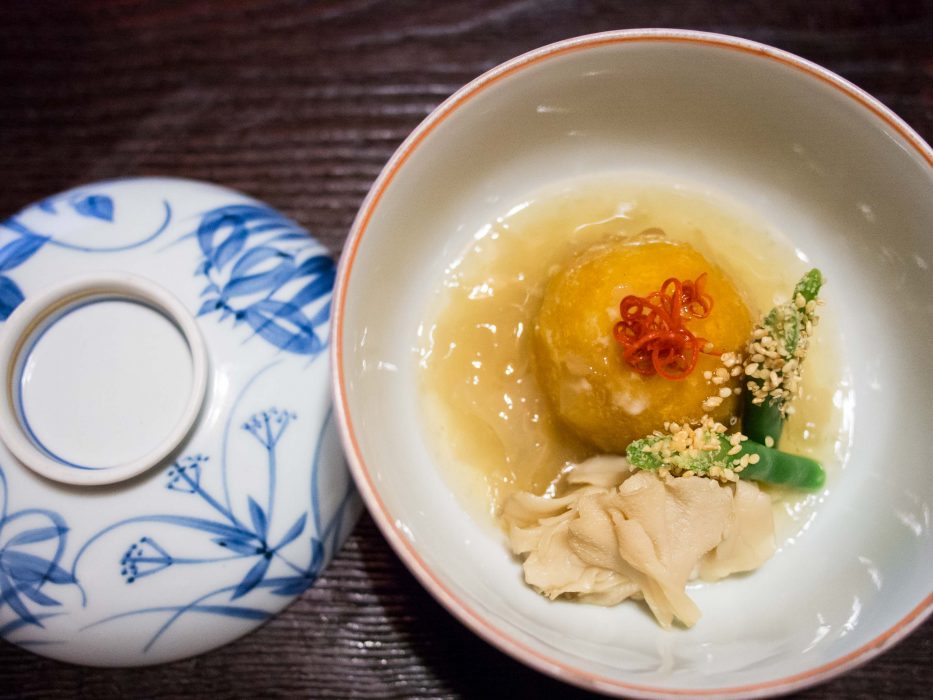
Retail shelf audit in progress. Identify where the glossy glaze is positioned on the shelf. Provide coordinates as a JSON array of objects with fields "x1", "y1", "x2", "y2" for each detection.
[
  {"x1": 417, "y1": 177, "x2": 844, "y2": 536},
  {"x1": 0, "y1": 178, "x2": 361, "y2": 666}
]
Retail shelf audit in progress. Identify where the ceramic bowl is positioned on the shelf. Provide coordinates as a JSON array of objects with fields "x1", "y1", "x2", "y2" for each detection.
[{"x1": 333, "y1": 30, "x2": 933, "y2": 697}]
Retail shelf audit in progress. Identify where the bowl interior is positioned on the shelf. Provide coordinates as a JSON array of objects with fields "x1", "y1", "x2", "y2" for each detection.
[{"x1": 337, "y1": 33, "x2": 933, "y2": 695}]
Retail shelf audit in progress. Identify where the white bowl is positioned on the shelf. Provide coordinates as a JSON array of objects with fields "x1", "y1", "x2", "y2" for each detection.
[{"x1": 333, "y1": 30, "x2": 933, "y2": 697}]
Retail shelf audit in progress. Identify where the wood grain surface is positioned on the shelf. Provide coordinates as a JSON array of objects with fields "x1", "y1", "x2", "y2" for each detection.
[{"x1": 0, "y1": 1, "x2": 931, "y2": 698}]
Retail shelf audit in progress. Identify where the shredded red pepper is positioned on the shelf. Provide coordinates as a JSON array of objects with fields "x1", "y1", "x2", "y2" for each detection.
[{"x1": 613, "y1": 273, "x2": 717, "y2": 380}]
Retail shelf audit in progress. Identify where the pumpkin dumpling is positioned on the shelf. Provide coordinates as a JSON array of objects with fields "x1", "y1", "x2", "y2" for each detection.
[{"x1": 534, "y1": 237, "x2": 752, "y2": 453}]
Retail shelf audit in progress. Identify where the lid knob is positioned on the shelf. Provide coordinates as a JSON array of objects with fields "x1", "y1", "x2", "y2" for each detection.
[{"x1": 0, "y1": 273, "x2": 209, "y2": 486}]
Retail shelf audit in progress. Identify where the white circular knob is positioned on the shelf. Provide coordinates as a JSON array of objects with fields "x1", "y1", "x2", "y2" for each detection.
[{"x1": 0, "y1": 273, "x2": 209, "y2": 486}]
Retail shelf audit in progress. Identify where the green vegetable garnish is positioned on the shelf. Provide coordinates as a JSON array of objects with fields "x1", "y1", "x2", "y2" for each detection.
[
  {"x1": 736, "y1": 441, "x2": 825, "y2": 490},
  {"x1": 624, "y1": 269, "x2": 830, "y2": 491},
  {"x1": 742, "y1": 269, "x2": 823, "y2": 447},
  {"x1": 625, "y1": 417, "x2": 825, "y2": 490}
]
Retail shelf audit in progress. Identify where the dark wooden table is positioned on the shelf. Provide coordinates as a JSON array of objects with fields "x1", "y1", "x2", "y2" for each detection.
[{"x1": 1, "y1": 1, "x2": 930, "y2": 697}]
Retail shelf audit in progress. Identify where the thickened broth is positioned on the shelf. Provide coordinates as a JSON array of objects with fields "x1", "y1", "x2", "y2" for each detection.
[{"x1": 416, "y1": 174, "x2": 849, "y2": 543}]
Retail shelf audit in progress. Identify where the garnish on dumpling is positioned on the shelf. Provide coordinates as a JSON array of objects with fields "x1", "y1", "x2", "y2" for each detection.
[
  {"x1": 506, "y1": 244, "x2": 827, "y2": 627},
  {"x1": 534, "y1": 238, "x2": 751, "y2": 452}
]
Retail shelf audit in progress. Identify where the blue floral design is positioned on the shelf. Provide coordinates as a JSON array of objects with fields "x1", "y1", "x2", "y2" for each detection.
[
  {"x1": 0, "y1": 229, "x2": 46, "y2": 320},
  {"x1": 37, "y1": 193, "x2": 114, "y2": 222},
  {"x1": 70, "y1": 366, "x2": 354, "y2": 652},
  {"x1": 120, "y1": 537, "x2": 174, "y2": 582},
  {"x1": 0, "y1": 465, "x2": 77, "y2": 638},
  {"x1": 191, "y1": 205, "x2": 334, "y2": 356},
  {"x1": 0, "y1": 188, "x2": 171, "y2": 319},
  {"x1": 0, "y1": 183, "x2": 347, "y2": 657}
]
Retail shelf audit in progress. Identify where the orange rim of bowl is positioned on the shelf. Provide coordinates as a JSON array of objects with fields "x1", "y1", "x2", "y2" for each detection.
[{"x1": 332, "y1": 29, "x2": 933, "y2": 699}]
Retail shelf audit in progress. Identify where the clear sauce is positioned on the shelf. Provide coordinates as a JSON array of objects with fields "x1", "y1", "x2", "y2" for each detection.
[{"x1": 416, "y1": 174, "x2": 850, "y2": 544}]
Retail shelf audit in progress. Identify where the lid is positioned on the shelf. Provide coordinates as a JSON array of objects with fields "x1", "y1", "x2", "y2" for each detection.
[{"x1": 0, "y1": 178, "x2": 360, "y2": 666}]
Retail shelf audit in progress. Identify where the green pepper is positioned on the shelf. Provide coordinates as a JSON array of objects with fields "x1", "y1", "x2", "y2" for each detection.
[
  {"x1": 626, "y1": 433, "x2": 825, "y2": 490},
  {"x1": 736, "y1": 440, "x2": 825, "y2": 490},
  {"x1": 742, "y1": 269, "x2": 823, "y2": 447},
  {"x1": 742, "y1": 401, "x2": 785, "y2": 447}
]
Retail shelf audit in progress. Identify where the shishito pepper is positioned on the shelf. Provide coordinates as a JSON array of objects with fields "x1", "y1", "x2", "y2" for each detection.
[
  {"x1": 740, "y1": 269, "x2": 822, "y2": 446},
  {"x1": 626, "y1": 420, "x2": 825, "y2": 490}
]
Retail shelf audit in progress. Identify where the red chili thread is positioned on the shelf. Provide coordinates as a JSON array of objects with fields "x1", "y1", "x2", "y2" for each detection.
[{"x1": 612, "y1": 273, "x2": 717, "y2": 380}]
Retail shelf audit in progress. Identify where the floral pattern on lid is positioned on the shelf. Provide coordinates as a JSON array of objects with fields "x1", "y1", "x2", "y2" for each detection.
[{"x1": 0, "y1": 178, "x2": 360, "y2": 666}]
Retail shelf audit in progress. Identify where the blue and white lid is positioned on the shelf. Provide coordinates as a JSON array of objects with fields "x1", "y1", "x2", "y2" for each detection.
[{"x1": 0, "y1": 178, "x2": 360, "y2": 666}]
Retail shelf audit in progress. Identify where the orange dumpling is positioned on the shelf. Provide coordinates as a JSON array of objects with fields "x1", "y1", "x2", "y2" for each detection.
[{"x1": 534, "y1": 237, "x2": 752, "y2": 453}]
